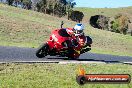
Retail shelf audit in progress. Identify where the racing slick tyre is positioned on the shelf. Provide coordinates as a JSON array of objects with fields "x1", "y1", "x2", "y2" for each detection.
[
  {"x1": 67, "y1": 49, "x2": 79, "y2": 60},
  {"x1": 36, "y1": 43, "x2": 49, "y2": 58},
  {"x1": 84, "y1": 36, "x2": 92, "y2": 47}
]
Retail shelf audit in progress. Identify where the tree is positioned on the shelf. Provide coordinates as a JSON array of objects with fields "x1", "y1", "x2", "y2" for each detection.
[
  {"x1": 66, "y1": 0, "x2": 76, "y2": 20},
  {"x1": 36, "y1": 0, "x2": 76, "y2": 18},
  {"x1": 36, "y1": 0, "x2": 67, "y2": 17},
  {"x1": 69, "y1": 11, "x2": 84, "y2": 23},
  {"x1": 31, "y1": 0, "x2": 41, "y2": 10},
  {"x1": 54, "y1": 1, "x2": 66, "y2": 17},
  {"x1": 7, "y1": 0, "x2": 14, "y2": 5},
  {"x1": 41, "y1": 0, "x2": 47, "y2": 13},
  {"x1": 96, "y1": 15, "x2": 109, "y2": 30},
  {"x1": 111, "y1": 19, "x2": 120, "y2": 33},
  {"x1": 60, "y1": 0, "x2": 67, "y2": 5},
  {"x1": 111, "y1": 14, "x2": 129, "y2": 34},
  {"x1": 22, "y1": 0, "x2": 32, "y2": 9}
]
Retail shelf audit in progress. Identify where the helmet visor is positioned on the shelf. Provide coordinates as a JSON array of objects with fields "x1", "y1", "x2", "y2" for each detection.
[
  {"x1": 76, "y1": 30, "x2": 83, "y2": 34},
  {"x1": 74, "y1": 30, "x2": 84, "y2": 36}
]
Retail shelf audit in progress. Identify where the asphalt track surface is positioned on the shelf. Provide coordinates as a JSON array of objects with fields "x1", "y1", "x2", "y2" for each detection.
[{"x1": 0, "y1": 46, "x2": 132, "y2": 63}]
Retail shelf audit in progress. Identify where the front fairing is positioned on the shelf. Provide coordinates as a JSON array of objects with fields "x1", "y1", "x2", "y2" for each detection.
[{"x1": 48, "y1": 29, "x2": 72, "y2": 50}]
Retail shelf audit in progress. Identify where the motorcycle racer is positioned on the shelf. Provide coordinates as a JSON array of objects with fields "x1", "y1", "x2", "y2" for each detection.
[
  {"x1": 66, "y1": 23, "x2": 92, "y2": 47},
  {"x1": 65, "y1": 23, "x2": 92, "y2": 54},
  {"x1": 36, "y1": 22, "x2": 92, "y2": 59}
]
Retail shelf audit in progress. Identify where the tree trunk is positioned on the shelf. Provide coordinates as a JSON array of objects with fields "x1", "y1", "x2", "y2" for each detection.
[
  {"x1": 44, "y1": 8, "x2": 46, "y2": 14},
  {"x1": 53, "y1": 8, "x2": 54, "y2": 16},
  {"x1": 131, "y1": 30, "x2": 132, "y2": 36},
  {"x1": 68, "y1": 11, "x2": 69, "y2": 20}
]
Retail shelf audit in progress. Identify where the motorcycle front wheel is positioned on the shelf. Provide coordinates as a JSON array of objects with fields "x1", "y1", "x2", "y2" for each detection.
[{"x1": 36, "y1": 43, "x2": 49, "y2": 58}]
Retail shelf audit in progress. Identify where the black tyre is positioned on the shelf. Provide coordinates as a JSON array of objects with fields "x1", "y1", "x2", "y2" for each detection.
[
  {"x1": 76, "y1": 75, "x2": 86, "y2": 85},
  {"x1": 86, "y1": 36, "x2": 92, "y2": 45},
  {"x1": 67, "y1": 49, "x2": 79, "y2": 60},
  {"x1": 36, "y1": 43, "x2": 49, "y2": 58},
  {"x1": 83, "y1": 36, "x2": 92, "y2": 48}
]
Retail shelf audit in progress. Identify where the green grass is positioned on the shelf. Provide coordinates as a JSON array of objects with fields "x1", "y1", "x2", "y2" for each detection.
[
  {"x1": 0, "y1": 63, "x2": 132, "y2": 88},
  {"x1": 0, "y1": 4, "x2": 132, "y2": 56}
]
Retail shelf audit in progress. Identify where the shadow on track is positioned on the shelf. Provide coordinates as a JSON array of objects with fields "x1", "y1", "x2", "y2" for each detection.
[
  {"x1": 47, "y1": 56, "x2": 121, "y2": 63},
  {"x1": 77, "y1": 59, "x2": 120, "y2": 63}
]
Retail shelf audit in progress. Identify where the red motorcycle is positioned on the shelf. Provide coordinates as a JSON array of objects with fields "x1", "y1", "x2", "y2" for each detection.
[{"x1": 36, "y1": 22, "x2": 92, "y2": 59}]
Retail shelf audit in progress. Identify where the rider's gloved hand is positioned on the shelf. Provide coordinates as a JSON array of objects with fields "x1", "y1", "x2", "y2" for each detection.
[{"x1": 71, "y1": 39, "x2": 79, "y2": 47}]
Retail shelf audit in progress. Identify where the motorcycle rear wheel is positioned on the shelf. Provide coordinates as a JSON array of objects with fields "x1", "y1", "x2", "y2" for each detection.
[
  {"x1": 36, "y1": 43, "x2": 49, "y2": 58},
  {"x1": 67, "y1": 49, "x2": 79, "y2": 60}
]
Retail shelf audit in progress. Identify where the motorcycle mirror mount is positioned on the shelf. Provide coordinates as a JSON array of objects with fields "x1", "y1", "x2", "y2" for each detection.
[{"x1": 61, "y1": 21, "x2": 64, "y2": 28}]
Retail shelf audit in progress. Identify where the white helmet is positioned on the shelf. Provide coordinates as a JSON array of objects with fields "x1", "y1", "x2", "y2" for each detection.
[{"x1": 73, "y1": 23, "x2": 84, "y2": 36}]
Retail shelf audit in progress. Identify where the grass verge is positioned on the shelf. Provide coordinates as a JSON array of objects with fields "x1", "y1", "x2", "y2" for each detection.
[{"x1": 0, "y1": 63, "x2": 132, "y2": 88}]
